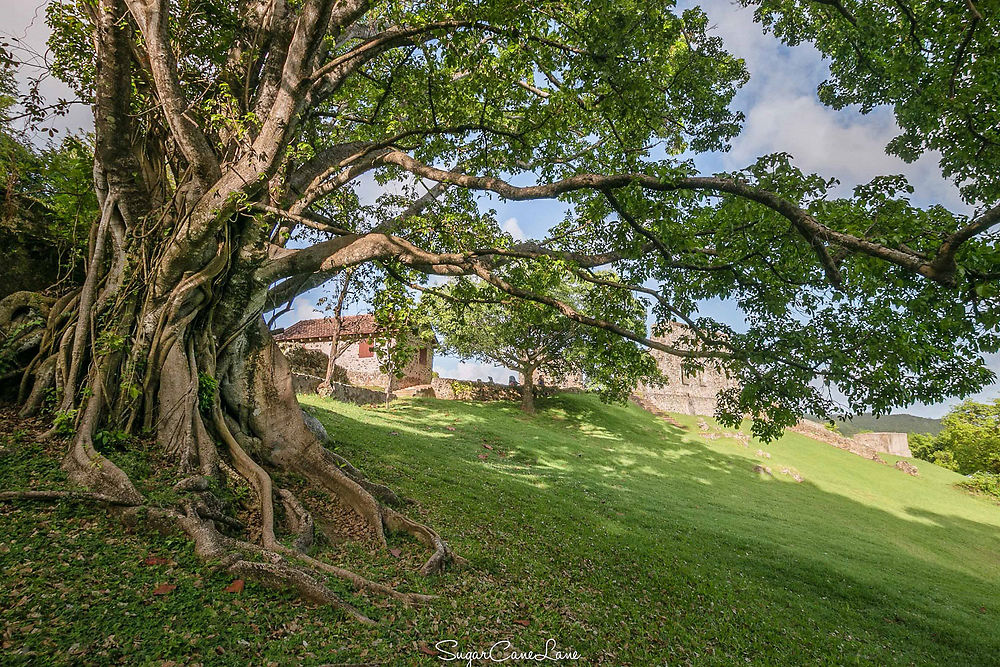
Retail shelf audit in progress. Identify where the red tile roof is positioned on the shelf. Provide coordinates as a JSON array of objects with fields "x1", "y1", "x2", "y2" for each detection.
[{"x1": 274, "y1": 314, "x2": 377, "y2": 341}]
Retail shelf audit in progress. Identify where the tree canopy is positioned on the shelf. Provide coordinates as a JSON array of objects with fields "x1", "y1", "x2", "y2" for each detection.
[
  {"x1": 424, "y1": 270, "x2": 661, "y2": 411},
  {"x1": 10, "y1": 0, "x2": 994, "y2": 439}
]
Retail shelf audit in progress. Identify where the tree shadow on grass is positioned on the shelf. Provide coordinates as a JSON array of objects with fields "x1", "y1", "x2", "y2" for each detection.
[{"x1": 302, "y1": 393, "x2": 1000, "y2": 664}]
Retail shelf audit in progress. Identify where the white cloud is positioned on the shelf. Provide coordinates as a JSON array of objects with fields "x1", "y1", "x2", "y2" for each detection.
[
  {"x1": 353, "y1": 172, "x2": 413, "y2": 205},
  {"x1": 694, "y1": 0, "x2": 967, "y2": 211},
  {"x1": 722, "y1": 94, "x2": 965, "y2": 208},
  {"x1": 5, "y1": 0, "x2": 94, "y2": 139},
  {"x1": 501, "y1": 217, "x2": 527, "y2": 241},
  {"x1": 292, "y1": 296, "x2": 323, "y2": 320}
]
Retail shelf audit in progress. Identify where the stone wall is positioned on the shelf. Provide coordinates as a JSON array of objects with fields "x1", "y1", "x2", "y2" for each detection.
[
  {"x1": 534, "y1": 370, "x2": 585, "y2": 389},
  {"x1": 430, "y1": 377, "x2": 556, "y2": 402},
  {"x1": 293, "y1": 373, "x2": 393, "y2": 405},
  {"x1": 854, "y1": 432, "x2": 912, "y2": 457},
  {"x1": 282, "y1": 346, "x2": 329, "y2": 377},
  {"x1": 319, "y1": 381, "x2": 394, "y2": 406},
  {"x1": 634, "y1": 324, "x2": 739, "y2": 416},
  {"x1": 292, "y1": 373, "x2": 323, "y2": 394},
  {"x1": 296, "y1": 372, "x2": 560, "y2": 405}
]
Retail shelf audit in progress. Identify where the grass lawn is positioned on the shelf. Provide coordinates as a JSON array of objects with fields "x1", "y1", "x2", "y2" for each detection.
[{"x1": 3, "y1": 393, "x2": 1000, "y2": 665}]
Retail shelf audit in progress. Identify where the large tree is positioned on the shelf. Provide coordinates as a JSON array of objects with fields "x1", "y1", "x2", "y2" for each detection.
[{"x1": 0, "y1": 0, "x2": 997, "y2": 618}]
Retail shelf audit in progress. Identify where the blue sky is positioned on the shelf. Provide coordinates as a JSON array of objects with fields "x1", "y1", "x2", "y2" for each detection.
[{"x1": 7, "y1": 0, "x2": 996, "y2": 416}]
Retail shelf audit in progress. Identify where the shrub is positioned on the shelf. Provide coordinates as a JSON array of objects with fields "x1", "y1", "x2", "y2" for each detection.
[
  {"x1": 910, "y1": 400, "x2": 1000, "y2": 474},
  {"x1": 935, "y1": 400, "x2": 1000, "y2": 474},
  {"x1": 957, "y1": 472, "x2": 1000, "y2": 501}
]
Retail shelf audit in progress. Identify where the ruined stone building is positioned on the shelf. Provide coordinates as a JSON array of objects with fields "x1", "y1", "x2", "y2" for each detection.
[
  {"x1": 635, "y1": 324, "x2": 740, "y2": 416},
  {"x1": 274, "y1": 314, "x2": 435, "y2": 389}
]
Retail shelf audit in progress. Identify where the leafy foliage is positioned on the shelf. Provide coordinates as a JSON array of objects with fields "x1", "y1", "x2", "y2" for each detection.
[
  {"x1": 197, "y1": 372, "x2": 218, "y2": 415},
  {"x1": 957, "y1": 472, "x2": 1000, "y2": 502},
  {"x1": 743, "y1": 0, "x2": 1000, "y2": 204},
  {"x1": 424, "y1": 267, "x2": 661, "y2": 403},
  {"x1": 910, "y1": 399, "x2": 1000, "y2": 474},
  {"x1": 5, "y1": 0, "x2": 999, "y2": 441}
]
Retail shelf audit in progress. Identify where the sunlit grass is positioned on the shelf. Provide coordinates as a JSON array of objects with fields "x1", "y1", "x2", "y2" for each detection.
[{"x1": 3, "y1": 392, "x2": 999, "y2": 664}]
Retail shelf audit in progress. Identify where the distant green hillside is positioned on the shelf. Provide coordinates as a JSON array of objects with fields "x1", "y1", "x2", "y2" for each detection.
[{"x1": 827, "y1": 413, "x2": 943, "y2": 437}]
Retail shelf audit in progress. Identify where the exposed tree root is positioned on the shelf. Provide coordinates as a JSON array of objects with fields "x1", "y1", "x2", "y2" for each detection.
[
  {"x1": 293, "y1": 449, "x2": 466, "y2": 577},
  {"x1": 282, "y1": 547, "x2": 437, "y2": 607},
  {"x1": 321, "y1": 446, "x2": 405, "y2": 506},
  {"x1": 136, "y1": 504, "x2": 378, "y2": 624},
  {"x1": 211, "y1": 404, "x2": 278, "y2": 549},
  {"x1": 0, "y1": 490, "x2": 140, "y2": 505},
  {"x1": 276, "y1": 487, "x2": 314, "y2": 552},
  {"x1": 228, "y1": 558, "x2": 375, "y2": 624},
  {"x1": 301, "y1": 409, "x2": 405, "y2": 506},
  {"x1": 4, "y1": 278, "x2": 463, "y2": 622},
  {"x1": 383, "y1": 507, "x2": 469, "y2": 576},
  {"x1": 61, "y1": 370, "x2": 145, "y2": 506}
]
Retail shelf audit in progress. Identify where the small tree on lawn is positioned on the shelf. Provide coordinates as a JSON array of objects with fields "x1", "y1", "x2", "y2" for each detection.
[
  {"x1": 426, "y1": 266, "x2": 661, "y2": 413},
  {"x1": 371, "y1": 278, "x2": 425, "y2": 406}
]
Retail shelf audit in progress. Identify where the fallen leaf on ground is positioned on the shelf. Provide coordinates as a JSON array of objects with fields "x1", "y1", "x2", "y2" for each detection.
[
  {"x1": 513, "y1": 619, "x2": 530, "y2": 627},
  {"x1": 389, "y1": 548, "x2": 402, "y2": 558},
  {"x1": 143, "y1": 556, "x2": 169, "y2": 566},
  {"x1": 478, "y1": 454, "x2": 489, "y2": 460},
  {"x1": 417, "y1": 642, "x2": 438, "y2": 656},
  {"x1": 151, "y1": 584, "x2": 176, "y2": 595},
  {"x1": 445, "y1": 426, "x2": 456, "y2": 431},
  {"x1": 483, "y1": 444, "x2": 493, "y2": 450},
  {"x1": 224, "y1": 579, "x2": 244, "y2": 593}
]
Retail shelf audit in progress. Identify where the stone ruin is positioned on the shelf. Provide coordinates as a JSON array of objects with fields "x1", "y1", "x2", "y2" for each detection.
[
  {"x1": 790, "y1": 419, "x2": 913, "y2": 461},
  {"x1": 633, "y1": 323, "x2": 740, "y2": 416},
  {"x1": 854, "y1": 432, "x2": 912, "y2": 457}
]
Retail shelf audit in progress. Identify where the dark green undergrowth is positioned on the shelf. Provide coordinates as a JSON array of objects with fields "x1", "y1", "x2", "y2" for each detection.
[{"x1": 3, "y1": 393, "x2": 1000, "y2": 665}]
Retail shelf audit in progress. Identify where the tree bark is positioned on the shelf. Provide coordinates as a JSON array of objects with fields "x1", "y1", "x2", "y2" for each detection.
[{"x1": 520, "y1": 365, "x2": 536, "y2": 414}]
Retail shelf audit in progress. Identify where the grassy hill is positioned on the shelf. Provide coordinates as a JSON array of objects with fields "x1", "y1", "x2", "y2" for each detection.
[
  {"x1": 818, "y1": 413, "x2": 943, "y2": 437},
  {"x1": 3, "y1": 393, "x2": 999, "y2": 664}
]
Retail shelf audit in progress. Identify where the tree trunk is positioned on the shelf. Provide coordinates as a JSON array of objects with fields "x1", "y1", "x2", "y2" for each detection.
[
  {"x1": 520, "y1": 366, "x2": 536, "y2": 414},
  {"x1": 385, "y1": 375, "x2": 394, "y2": 408},
  {"x1": 0, "y1": 219, "x2": 463, "y2": 616},
  {"x1": 324, "y1": 318, "x2": 344, "y2": 385},
  {"x1": 323, "y1": 269, "x2": 354, "y2": 385},
  {"x1": 0, "y1": 157, "x2": 458, "y2": 623}
]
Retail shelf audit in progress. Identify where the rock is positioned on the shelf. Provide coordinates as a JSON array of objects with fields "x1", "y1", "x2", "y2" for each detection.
[
  {"x1": 895, "y1": 460, "x2": 919, "y2": 476},
  {"x1": 755, "y1": 449, "x2": 771, "y2": 459},
  {"x1": 752, "y1": 464, "x2": 772, "y2": 476},
  {"x1": 779, "y1": 466, "x2": 804, "y2": 483},
  {"x1": 301, "y1": 409, "x2": 329, "y2": 444}
]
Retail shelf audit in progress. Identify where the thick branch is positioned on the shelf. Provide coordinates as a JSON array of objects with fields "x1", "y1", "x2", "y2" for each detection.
[
  {"x1": 380, "y1": 151, "x2": 969, "y2": 285},
  {"x1": 125, "y1": 0, "x2": 221, "y2": 184}
]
